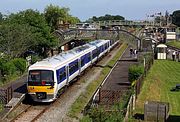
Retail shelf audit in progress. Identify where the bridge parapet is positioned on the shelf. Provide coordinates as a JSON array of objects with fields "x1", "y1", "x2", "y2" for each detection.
[
  {"x1": 92, "y1": 20, "x2": 160, "y2": 27},
  {"x1": 54, "y1": 28, "x2": 141, "y2": 50}
]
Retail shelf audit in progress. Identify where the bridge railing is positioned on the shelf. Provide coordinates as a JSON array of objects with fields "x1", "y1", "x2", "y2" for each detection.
[
  {"x1": 91, "y1": 20, "x2": 160, "y2": 27},
  {"x1": 54, "y1": 28, "x2": 141, "y2": 50},
  {"x1": 69, "y1": 20, "x2": 161, "y2": 30}
]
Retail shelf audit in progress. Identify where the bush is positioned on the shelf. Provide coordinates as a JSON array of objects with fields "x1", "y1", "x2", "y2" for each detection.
[
  {"x1": 0, "y1": 58, "x2": 6, "y2": 71},
  {"x1": 12, "y1": 58, "x2": 26, "y2": 74},
  {"x1": 3, "y1": 61, "x2": 16, "y2": 76},
  {"x1": 138, "y1": 52, "x2": 153, "y2": 64},
  {"x1": 80, "y1": 115, "x2": 92, "y2": 122},
  {"x1": 31, "y1": 55, "x2": 42, "y2": 64},
  {"x1": 128, "y1": 65, "x2": 144, "y2": 83},
  {"x1": 86, "y1": 107, "x2": 124, "y2": 122},
  {"x1": 1, "y1": 58, "x2": 26, "y2": 78}
]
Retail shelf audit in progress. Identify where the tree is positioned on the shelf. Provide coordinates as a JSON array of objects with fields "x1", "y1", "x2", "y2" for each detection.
[
  {"x1": 0, "y1": 12, "x2": 3, "y2": 22},
  {"x1": 0, "y1": 22, "x2": 36, "y2": 58},
  {"x1": 6, "y1": 9, "x2": 58, "y2": 57},
  {"x1": 172, "y1": 10, "x2": 180, "y2": 27},
  {"x1": 88, "y1": 14, "x2": 125, "y2": 22},
  {"x1": 154, "y1": 16, "x2": 161, "y2": 23},
  {"x1": 66, "y1": 15, "x2": 80, "y2": 24},
  {"x1": 44, "y1": 4, "x2": 80, "y2": 30}
]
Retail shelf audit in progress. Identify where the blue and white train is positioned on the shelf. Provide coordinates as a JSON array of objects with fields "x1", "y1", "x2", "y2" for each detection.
[{"x1": 27, "y1": 39, "x2": 118, "y2": 102}]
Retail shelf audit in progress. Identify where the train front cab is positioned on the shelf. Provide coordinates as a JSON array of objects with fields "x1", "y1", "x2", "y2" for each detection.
[{"x1": 27, "y1": 69, "x2": 56, "y2": 102}]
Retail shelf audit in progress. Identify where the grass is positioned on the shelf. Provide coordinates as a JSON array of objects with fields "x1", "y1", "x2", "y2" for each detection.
[
  {"x1": 135, "y1": 60, "x2": 180, "y2": 116},
  {"x1": 0, "y1": 73, "x2": 19, "y2": 86},
  {"x1": 166, "y1": 41, "x2": 180, "y2": 49},
  {"x1": 0, "y1": 103, "x2": 4, "y2": 111},
  {"x1": 68, "y1": 42, "x2": 128, "y2": 119}
]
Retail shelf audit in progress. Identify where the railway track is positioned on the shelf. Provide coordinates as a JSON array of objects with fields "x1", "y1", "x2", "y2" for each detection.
[{"x1": 10, "y1": 103, "x2": 51, "y2": 122}]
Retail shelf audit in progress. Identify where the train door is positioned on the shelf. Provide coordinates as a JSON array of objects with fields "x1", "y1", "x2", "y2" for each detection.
[
  {"x1": 108, "y1": 41, "x2": 110, "y2": 52},
  {"x1": 78, "y1": 58, "x2": 81, "y2": 75},
  {"x1": 66, "y1": 65, "x2": 69, "y2": 85},
  {"x1": 90, "y1": 51, "x2": 93, "y2": 64}
]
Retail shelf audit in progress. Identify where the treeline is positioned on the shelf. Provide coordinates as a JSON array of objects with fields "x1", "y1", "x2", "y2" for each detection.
[
  {"x1": 87, "y1": 14, "x2": 125, "y2": 22},
  {"x1": 0, "y1": 4, "x2": 80, "y2": 84},
  {"x1": 0, "y1": 4, "x2": 80, "y2": 58},
  {"x1": 172, "y1": 10, "x2": 180, "y2": 27}
]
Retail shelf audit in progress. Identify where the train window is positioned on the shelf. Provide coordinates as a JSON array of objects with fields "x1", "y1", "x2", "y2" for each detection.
[
  {"x1": 97, "y1": 47, "x2": 100, "y2": 55},
  {"x1": 105, "y1": 43, "x2": 108, "y2": 49},
  {"x1": 41, "y1": 71, "x2": 54, "y2": 82},
  {"x1": 100, "y1": 46, "x2": 103, "y2": 53},
  {"x1": 81, "y1": 57, "x2": 85, "y2": 67},
  {"x1": 29, "y1": 71, "x2": 40, "y2": 82},
  {"x1": 86, "y1": 53, "x2": 91, "y2": 63},
  {"x1": 69, "y1": 60, "x2": 78, "y2": 75},
  {"x1": 92, "y1": 49, "x2": 98, "y2": 58},
  {"x1": 28, "y1": 70, "x2": 54, "y2": 86},
  {"x1": 59, "y1": 70, "x2": 66, "y2": 82},
  {"x1": 74, "y1": 61, "x2": 78, "y2": 70}
]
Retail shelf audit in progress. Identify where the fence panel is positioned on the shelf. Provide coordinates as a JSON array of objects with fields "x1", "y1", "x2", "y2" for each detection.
[
  {"x1": 99, "y1": 89, "x2": 129, "y2": 105},
  {"x1": 0, "y1": 87, "x2": 12, "y2": 104}
]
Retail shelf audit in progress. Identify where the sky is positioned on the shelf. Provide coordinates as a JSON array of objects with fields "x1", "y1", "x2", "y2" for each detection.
[{"x1": 0, "y1": 0, "x2": 179, "y2": 21}]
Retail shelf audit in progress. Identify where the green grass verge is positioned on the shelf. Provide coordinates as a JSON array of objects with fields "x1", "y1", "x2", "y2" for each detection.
[
  {"x1": 68, "y1": 43, "x2": 128, "y2": 119},
  {"x1": 166, "y1": 41, "x2": 180, "y2": 49},
  {"x1": 0, "y1": 74, "x2": 19, "y2": 86},
  {"x1": 135, "y1": 60, "x2": 180, "y2": 115}
]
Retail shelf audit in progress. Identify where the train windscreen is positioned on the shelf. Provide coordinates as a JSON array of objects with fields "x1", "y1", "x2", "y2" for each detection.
[{"x1": 28, "y1": 70, "x2": 54, "y2": 86}]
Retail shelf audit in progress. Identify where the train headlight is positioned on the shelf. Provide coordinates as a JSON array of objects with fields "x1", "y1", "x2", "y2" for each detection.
[{"x1": 36, "y1": 92, "x2": 46, "y2": 99}]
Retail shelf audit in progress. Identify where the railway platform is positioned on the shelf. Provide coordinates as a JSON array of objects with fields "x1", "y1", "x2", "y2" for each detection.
[
  {"x1": 92, "y1": 46, "x2": 138, "y2": 106},
  {"x1": 101, "y1": 46, "x2": 138, "y2": 91}
]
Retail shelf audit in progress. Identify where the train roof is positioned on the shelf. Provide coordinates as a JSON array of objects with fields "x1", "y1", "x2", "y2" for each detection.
[{"x1": 29, "y1": 40, "x2": 109, "y2": 70}]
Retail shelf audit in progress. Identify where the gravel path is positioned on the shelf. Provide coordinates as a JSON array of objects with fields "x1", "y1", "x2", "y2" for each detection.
[{"x1": 36, "y1": 43, "x2": 122, "y2": 122}]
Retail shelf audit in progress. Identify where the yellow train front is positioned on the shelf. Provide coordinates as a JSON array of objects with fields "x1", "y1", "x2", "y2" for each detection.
[{"x1": 27, "y1": 69, "x2": 57, "y2": 102}]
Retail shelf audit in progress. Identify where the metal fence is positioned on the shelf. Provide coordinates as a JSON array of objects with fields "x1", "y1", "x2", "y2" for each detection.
[
  {"x1": 124, "y1": 95, "x2": 136, "y2": 122},
  {"x1": 135, "y1": 52, "x2": 154, "y2": 98},
  {"x1": 0, "y1": 87, "x2": 12, "y2": 104},
  {"x1": 99, "y1": 89, "x2": 130, "y2": 106}
]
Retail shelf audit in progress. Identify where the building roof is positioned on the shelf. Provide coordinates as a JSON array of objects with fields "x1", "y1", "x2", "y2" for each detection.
[{"x1": 157, "y1": 44, "x2": 167, "y2": 48}]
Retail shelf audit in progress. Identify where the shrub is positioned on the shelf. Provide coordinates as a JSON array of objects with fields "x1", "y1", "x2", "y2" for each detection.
[
  {"x1": 86, "y1": 107, "x2": 124, "y2": 122},
  {"x1": 128, "y1": 65, "x2": 144, "y2": 83},
  {"x1": 0, "y1": 58, "x2": 6, "y2": 71},
  {"x1": 31, "y1": 55, "x2": 42, "y2": 64},
  {"x1": 12, "y1": 58, "x2": 26, "y2": 74},
  {"x1": 80, "y1": 115, "x2": 92, "y2": 122},
  {"x1": 138, "y1": 52, "x2": 153, "y2": 65},
  {"x1": 3, "y1": 61, "x2": 16, "y2": 76}
]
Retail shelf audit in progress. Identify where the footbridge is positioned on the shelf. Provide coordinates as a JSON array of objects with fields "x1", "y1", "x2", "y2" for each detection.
[
  {"x1": 92, "y1": 20, "x2": 160, "y2": 27},
  {"x1": 54, "y1": 28, "x2": 142, "y2": 50}
]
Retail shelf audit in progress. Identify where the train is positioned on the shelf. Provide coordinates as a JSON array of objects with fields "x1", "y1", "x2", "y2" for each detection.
[{"x1": 27, "y1": 39, "x2": 118, "y2": 102}]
